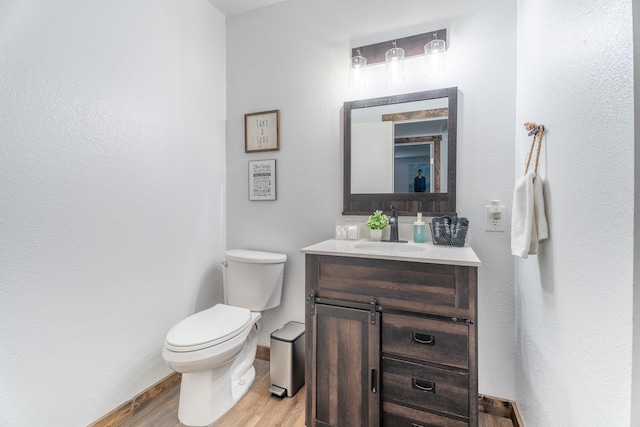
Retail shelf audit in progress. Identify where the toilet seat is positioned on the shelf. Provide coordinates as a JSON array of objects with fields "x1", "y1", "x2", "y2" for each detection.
[{"x1": 165, "y1": 304, "x2": 251, "y2": 352}]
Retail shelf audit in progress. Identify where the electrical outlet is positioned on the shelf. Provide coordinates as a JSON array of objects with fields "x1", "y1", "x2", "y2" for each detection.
[{"x1": 485, "y1": 205, "x2": 506, "y2": 232}]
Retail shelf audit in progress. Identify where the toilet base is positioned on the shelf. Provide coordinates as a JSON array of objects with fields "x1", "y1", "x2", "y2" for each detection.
[
  {"x1": 232, "y1": 364, "x2": 256, "y2": 405},
  {"x1": 176, "y1": 322, "x2": 259, "y2": 427},
  {"x1": 177, "y1": 365, "x2": 256, "y2": 426}
]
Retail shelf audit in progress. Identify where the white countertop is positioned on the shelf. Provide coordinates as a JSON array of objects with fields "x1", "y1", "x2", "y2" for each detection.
[{"x1": 301, "y1": 239, "x2": 481, "y2": 267}]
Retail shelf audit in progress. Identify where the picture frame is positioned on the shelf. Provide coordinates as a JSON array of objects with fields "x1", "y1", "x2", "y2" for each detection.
[
  {"x1": 244, "y1": 110, "x2": 280, "y2": 153},
  {"x1": 248, "y1": 159, "x2": 276, "y2": 201}
]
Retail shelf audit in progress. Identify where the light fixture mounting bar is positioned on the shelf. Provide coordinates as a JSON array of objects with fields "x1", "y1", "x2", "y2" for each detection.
[{"x1": 352, "y1": 29, "x2": 446, "y2": 66}]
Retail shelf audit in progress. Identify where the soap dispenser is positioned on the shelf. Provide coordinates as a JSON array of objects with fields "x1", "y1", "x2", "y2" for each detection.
[{"x1": 413, "y1": 212, "x2": 426, "y2": 243}]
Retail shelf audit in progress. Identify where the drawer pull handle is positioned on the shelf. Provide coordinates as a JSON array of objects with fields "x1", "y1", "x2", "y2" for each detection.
[
  {"x1": 411, "y1": 424, "x2": 426, "y2": 427},
  {"x1": 412, "y1": 378, "x2": 436, "y2": 393},
  {"x1": 411, "y1": 332, "x2": 435, "y2": 345},
  {"x1": 371, "y1": 368, "x2": 378, "y2": 394}
]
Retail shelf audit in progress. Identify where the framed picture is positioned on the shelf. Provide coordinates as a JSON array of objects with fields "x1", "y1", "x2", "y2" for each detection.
[
  {"x1": 248, "y1": 159, "x2": 276, "y2": 201},
  {"x1": 245, "y1": 110, "x2": 280, "y2": 153}
]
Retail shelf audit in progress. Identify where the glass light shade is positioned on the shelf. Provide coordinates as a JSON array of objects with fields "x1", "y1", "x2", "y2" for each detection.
[
  {"x1": 424, "y1": 39, "x2": 446, "y2": 74},
  {"x1": 385, "y1": 46, "x2": 405, "y2": 84},
  {"x1": 349, "y1": 55, "x2": 367, "y2": 89}
]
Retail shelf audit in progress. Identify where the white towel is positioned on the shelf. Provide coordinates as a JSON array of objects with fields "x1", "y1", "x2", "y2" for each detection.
[
  {"x1": 511, "y1": 171, "x2": 535, "y2": 258},
  {"x1": 533, "y1": 174, "x2": 549, "y2": 241},
  {"x1": 528, "y1": 174, "x2": 549, "y2": 254},
  {"x1": 512, "y1": 171, "x2": 549, "y2": 258}
]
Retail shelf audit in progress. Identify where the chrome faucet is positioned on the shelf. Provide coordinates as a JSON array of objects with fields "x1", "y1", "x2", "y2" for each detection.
[{"x1": 389, "y1": 205, "x2": 399, "y2": 242}]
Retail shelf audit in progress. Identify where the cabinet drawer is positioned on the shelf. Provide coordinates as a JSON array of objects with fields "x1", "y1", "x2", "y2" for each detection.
[
  {"x1": 310, "y1": 255, "x2": 474, "y2": 318},
  {"x1": 382, "y1": 313, "x2": 469, "y2": 370},
  {"x1": 382, "y1": 357, "x2": 469, "y2": 419},
  {"x1": 383, "y1": 401, "x2": 468, "y2": 427}
]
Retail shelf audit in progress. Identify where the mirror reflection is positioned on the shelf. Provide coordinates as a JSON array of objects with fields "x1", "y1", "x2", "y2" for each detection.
[
  {"x1": 343, "y1": 87, "x2": 457, "y2": 216},
  {"x1": 351, "y1": 98, "x2": 448, "y2": 194}
]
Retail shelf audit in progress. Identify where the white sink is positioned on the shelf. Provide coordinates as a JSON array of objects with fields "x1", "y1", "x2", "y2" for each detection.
[{"x1": 353, "y1": 242, "x2": 426, "y2": 253}]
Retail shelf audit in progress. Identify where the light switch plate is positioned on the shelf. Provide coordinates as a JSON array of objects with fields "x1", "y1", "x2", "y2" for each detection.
[{"x1": 485, "y1": 205, "x2": 506, "y2": 232}]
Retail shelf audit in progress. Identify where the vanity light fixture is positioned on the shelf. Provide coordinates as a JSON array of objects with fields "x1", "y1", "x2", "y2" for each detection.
[
  {"x1": 385, "y1": 41, "x2": 405, "y2": 84},
  {"x1": 350, "y1": 29, "x2": 447, "y2": 87},
  {"x1": 349, "y1": 49, "x2": 367, "y2": 89},
  {"x1": 424, "y1": 30, "x2": 447, "y2": 74}
]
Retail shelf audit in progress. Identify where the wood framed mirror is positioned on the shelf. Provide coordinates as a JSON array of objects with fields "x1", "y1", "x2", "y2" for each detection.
[{"x1": 343, "y1": 87, "x2": 458, "y2": 216}]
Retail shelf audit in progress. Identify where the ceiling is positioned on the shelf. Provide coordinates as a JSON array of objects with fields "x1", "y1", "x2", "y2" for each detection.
[{"x1": 208, "y1": 0, "x2": 286, "y2": 16}]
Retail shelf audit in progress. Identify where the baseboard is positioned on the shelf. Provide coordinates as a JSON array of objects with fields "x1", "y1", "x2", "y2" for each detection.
[
  {"x1": 88, "y1": 372, "x2": 181, "y2": 427},
  {"x1": 256, "y1": 344, "x2": 270, "y2": 361},
  {"x1": 479, "y1": 394, "x2": 525, "y2": 427}
]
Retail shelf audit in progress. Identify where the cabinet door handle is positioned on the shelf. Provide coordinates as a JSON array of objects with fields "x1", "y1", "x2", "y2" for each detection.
[
  {"x1": 411, "y1": 332, "x2": 435, "y2": 345},
  {"x1": 412, "y1": 378, "x2": 436, "y2": 393},
  {"x1": 371, "y1": 368, "x2": 378, "y2": 394}
]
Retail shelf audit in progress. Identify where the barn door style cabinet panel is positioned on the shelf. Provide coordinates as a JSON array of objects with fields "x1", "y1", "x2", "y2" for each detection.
[{"x1": 302, "y1": 239, "x2": 481, "y2": 427}]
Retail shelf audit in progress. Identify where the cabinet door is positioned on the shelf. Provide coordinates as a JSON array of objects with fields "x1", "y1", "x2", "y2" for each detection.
[{"x1": 308, "y1": 303, "x2": 381, "y2": 427}]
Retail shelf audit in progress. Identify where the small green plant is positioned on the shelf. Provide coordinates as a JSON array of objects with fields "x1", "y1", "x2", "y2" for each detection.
[{"x1": 366, "y1": 210, "x2": 389, "y2": 230}]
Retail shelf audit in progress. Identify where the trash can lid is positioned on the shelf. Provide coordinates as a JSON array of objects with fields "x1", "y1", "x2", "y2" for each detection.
[{"x1": 271, "y1": 321, "x2": 305, "y2": 342}]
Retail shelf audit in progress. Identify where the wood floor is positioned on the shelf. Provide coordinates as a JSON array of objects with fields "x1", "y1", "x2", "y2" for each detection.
[{"x1": 120, "y1": 359, "x2": 512, "y2": 427}]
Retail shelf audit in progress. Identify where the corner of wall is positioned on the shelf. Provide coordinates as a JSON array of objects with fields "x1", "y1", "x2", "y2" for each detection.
[{"x1": 631, "y1": 1, "x2": 640, "y2": 423}]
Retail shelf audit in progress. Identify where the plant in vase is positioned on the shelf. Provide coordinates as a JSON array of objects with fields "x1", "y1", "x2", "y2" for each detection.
[{"x1": 366, "y1": 210, "x2": 389, "y2": 241}]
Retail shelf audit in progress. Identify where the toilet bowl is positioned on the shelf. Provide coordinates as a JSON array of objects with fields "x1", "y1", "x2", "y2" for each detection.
[{"x1": 162, "y1": 249, "x2": 286, "y2": 427}]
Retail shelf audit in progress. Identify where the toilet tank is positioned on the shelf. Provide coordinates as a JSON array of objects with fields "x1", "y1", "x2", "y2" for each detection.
[{"x1": 225, "y1": 249, "x2": 287, "y2": 311}]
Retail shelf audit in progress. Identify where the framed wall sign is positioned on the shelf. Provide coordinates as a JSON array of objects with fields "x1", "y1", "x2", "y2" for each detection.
[
  {"x1": 245, "y1": 109, "x2": 280, "y2": 153},
  {"x1": 248, "y1": 159, "x2": 276, "y2": 201}
]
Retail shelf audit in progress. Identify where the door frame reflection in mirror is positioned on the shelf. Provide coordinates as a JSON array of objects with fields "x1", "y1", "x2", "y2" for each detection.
[
  {"x1": 343, "y1": 87, "x2": 458, "y2": 216},
  {"x1": 392, "y1": 113, "x2": 447, "y2": 194}
]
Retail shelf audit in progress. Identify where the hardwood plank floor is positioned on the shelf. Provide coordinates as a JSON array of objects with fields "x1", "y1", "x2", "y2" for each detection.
[{"x1": 121, "y1": 359, "x2": 512, "y2": 427}]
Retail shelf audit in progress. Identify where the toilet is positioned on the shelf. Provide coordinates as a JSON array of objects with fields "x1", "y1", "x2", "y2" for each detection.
[{"x1": 162, "y1": 249, "x2": 286, "y2": 427}]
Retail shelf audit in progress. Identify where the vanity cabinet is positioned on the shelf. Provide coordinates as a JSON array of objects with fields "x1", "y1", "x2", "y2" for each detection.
[{"x1": 304, "y1": 252, "x2": 478, "y2": 427}]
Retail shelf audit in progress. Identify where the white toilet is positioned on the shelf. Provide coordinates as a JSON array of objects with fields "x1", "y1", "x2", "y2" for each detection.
[{"x1": 162, "y1": 249, "x2": 287, "y2": 427}]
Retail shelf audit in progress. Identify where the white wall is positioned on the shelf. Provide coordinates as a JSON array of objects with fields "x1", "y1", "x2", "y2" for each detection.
[
  {"x1": 516, "y1": 1, "x2": 635, "y2": 425},
  {"x1": 4, "y1": 1, "x2": 633, "y2": 425},
  {"x1": 0, "y1": 1, "x2": 226, "y2": 425},
  {"x1": 226, "y1": 0, "x2": 518, "y2": 399},
  {"x1": 633, "y1": 1, "x2": 640, "y2": 423}
]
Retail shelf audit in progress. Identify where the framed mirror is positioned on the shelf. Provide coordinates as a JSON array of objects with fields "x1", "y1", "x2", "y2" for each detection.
[{"x1": 343, "y1": 87, "x2": 458, "y2": 216}]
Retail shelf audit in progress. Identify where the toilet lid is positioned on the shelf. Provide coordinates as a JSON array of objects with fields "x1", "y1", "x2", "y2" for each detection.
[
  {"x1": 165, "y1": 304, "x2": 252, "y2": 351},
  {"x1": 225, "y1": 249, "x2": 286, "y2": 264}
]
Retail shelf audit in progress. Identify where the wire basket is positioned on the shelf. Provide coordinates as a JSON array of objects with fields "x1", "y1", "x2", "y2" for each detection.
[{"x1": 429, "y1": 216, "x2": 469, "y2": 247}]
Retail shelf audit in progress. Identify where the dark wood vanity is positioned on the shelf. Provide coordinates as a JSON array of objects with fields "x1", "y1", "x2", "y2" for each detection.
[{"x1": 302, "y1": 240, "x2": 480, "y2": 427}]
